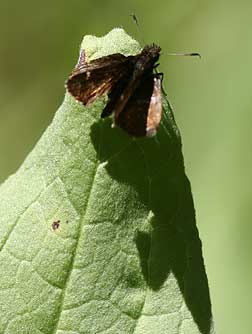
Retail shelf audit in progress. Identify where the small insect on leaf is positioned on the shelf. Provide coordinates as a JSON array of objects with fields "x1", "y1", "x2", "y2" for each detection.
[{"x1": 67, "y1": 45, "x2": 162, "y2": 137}]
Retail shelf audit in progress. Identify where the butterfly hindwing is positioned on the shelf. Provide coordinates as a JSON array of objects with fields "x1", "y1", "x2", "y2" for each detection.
[
  {"x1": 145, "y1": 75, "x2": 162, "y2": 136},
  {"x1": 114, "y1": 74, "x2": 162, "y2": 137}
]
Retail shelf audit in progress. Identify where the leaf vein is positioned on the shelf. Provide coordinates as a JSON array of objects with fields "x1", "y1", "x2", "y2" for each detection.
[{"x1": 50, "y1": 123, "x2": 103, "y2": 334}]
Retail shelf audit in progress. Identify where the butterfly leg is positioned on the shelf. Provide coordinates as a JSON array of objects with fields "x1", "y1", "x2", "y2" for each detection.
[
  {"x1": 101, "y1": 98, "x2": 115, "y2": 118},
  {"x1": 101, "y1": 78, "x2": 129, "y2": 118},
  {"x1": 155, "y1": 72, "x2": 163, "y2": 82}
]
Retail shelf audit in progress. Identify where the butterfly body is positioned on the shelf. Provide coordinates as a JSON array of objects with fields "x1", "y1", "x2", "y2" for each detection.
[{"x1": 67, "y1": 44, "x2": 162, "y2": 137}]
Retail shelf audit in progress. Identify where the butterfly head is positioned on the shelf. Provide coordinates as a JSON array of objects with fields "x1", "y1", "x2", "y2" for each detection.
[{"x1": 141, "y1": 44, "x2": 161, "y2": 61}]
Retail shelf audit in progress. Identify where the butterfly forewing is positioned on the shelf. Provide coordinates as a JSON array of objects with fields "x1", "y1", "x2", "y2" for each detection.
[{"x1": 67, "y1": 52, "x2": 135, "y2": 105}]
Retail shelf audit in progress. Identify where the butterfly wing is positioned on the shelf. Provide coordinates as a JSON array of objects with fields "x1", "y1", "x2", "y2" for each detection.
[
  {"x1": 114, "y1": 74, "x2": 162, "y2": 137},
  {"x1": 145, "y1": 75, "x2": 162, "y2": 136},
  {"x1": 101, "y1": 72, "x2": 133, "y2": 118},
  {"x1": 67, "y1": 51, "x2": 135, "y2": 105}
]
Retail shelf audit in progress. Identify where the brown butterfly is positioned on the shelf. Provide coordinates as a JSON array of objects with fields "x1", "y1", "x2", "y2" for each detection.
[{"x1": 66, "y1": 44, "x2": 162, "y2": 137}]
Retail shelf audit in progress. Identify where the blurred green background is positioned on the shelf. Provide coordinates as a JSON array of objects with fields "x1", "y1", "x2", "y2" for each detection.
[{"x1": 0, "y1": 0, "x2": 251, "y2": 333}]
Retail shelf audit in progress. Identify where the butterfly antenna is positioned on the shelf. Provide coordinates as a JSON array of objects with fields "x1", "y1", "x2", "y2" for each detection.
[
  {"x1": 130, "y1": 13, "x2": 139, "y2": 27},
  {"x1": 165, "y1": 52, "x2": 201, "y2": 59},
  {"x1": 130, "y1": 13, "x2": 146, "y2": 45}
]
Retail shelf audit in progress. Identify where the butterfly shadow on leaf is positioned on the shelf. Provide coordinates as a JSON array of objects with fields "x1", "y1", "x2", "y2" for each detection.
[{"x1": 90, "y1": 95, "x2": 213, "y2": 333}]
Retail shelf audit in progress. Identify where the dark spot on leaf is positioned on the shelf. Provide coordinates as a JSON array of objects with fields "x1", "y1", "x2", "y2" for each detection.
[{"x1": 52, "y1": 220, "x2": 60, "y2": 230}]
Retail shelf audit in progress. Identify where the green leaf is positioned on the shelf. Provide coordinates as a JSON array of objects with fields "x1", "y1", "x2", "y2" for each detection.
[{"x1": 0, "y1": 28, "x2": 214, "y2": 334}]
